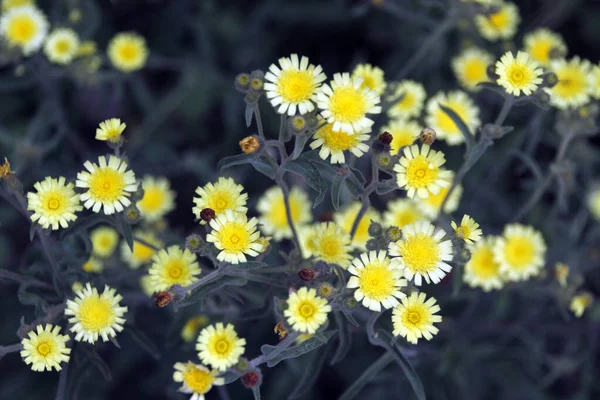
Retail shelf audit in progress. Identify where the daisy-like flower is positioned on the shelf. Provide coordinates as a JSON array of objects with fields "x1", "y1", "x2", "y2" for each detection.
[
  {"x1": 546, "y1": 57, "x2": 592, "y2": 109},
  {"x1": 27, "y1": 176, "x2": 82, "y2": 230},
  {"x1": 192, "y1": 177, "x2": 248, "y2": 224},
  {"x1": 309, "y1": 121, "x2": 371, "y2": 164},
  {"x1": 317, "y1": 72, "x2": 382, "y2": 134},
  {"x1": 65, "y1": 283, "x2": 127, "y2": 344},
  {"x1": 494, "y1": 224, "x2": 546, "y2": 282},
  {"x1": 257, "y1": 186, "x2": 311, "y2": 240},
  {"x1": 206, "y1": 210, "x2": 263, "y2": 264},
  {"x1": 95, "y1": 118, "x2": 126, "y2": 143},
  {"x1": 570, "y1": 293, "x2": 593, "y2": 318},
  {"x1": 452, "y1": 47, "x2": 493, "y2": 91},
  {"x1": 388, "y1": 221, "x2": 453, "y2": 285},
  {"x1": 90, "y1": 225, "x2": 119, "y2": 258},
  {"x1": 351, "y1": 63, "x2": 386, "y2": 95},
  {"x1": 382, "y1": 119, "x2": 420, "y2": 156},
  {"x1": 588, "y1": 64, "x2": 600, "y2": 100},
  {"x1": 196, "y1": 323, "x2": 246, "y2": 371},
  {"x1": 76, "y1": 155, "x2": 137, "y2": 215},
  {"x1": 464, "y1": 237, "x2": 504, "y2": 291},
  {"x1": 121, "y1": 230, "x2": 162, "y2": 269},
  {"x1": 137, "y1": 176, "x2": 176, "y2": 222},
  {"x1": 387, "y1": 80, "x2": 426, "y2": 120},
  {"x1": 523, "y1": 28, "x2": 567, "y2": 67},
  {"x1": 425, "y1": 91, "x2": 481, "y2": 145},
  {"x1": 44, "y1": 28, "x2": 80, "y2": 65},
  {"x1": 554, "y1": 262, "x2": 569, "y2": 288},
  {"x1": 394, "y1": 144, "x2": 452, "y2": 199},
  {"x1": 415, "y1": 171, "x2": 462, "y2": 219},
  {"x1": 392, "y1": 292, "x2": 441, "y2": 344},
  {"x1": 181, "y1": 315, "x2": 209, "y2": 343},
  {"x1": 82, "y1": 257, "x2": 103, "y2": 274},
  {"x1": 587, "y1": 188, "x2": 600, "y2": 221},
  {"x1": 346, "y1": 251, "x2": 407, "y2": 311},
  {"x1": 383, "y1": 199, "x2": 427, "y2": 229},
  {"x1": 284, "y1": 287, "x2": 331, "y2": 334},
  {"x1": 495, "y1": 51, "x2": 544, "y2": 96},
  {"x1": 173, "y1": 361, "x2": 224, "y2": 400},
  {"x1": 0, "y1": 5, "x2": 48, "y2": 55},
  {"x1": 139, "y1": 275, "x2": 154, "y2": 297},
  {"x1": 311, "y1": 222, "x2": 352, "y2": 268},
  {"x1": 298, "y1": 224, "x2": 319, "y2": 258},
  {"x1": 148, "y1": 245, "x2": 201, "y2": 292},
  {"x1": 451, "y1": 214, "x2": 482, "y2": 244},
  {"x1": 475, "y1": 1, "x2": 520, "y2": 41},
  {"x1": 264, "y1": 54, "x2": 326, "y2": 116},
  {"x1": 2, "y1": 0, "x2": 34, "y2": 12},
  {"x1": 20, "y1": 324, "x2": 70, "y2": 372},
  {"x1": 107, "y1": 32, "x2": 148, "y2": 73},
  {"x1": 334, "y1": 202, "x2": 381, "y2": 250}
]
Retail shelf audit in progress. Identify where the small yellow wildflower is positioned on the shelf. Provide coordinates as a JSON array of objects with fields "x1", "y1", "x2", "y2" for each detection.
[
  {"x1": 383, "y1": 198, "x2": 427, "y2": 229},
  {"x1": 475, "y1": 1, "x2": 520, "y2": 41},
  {"x1": 452, "y1": 47, "x2": 493, "y2": 91},
  {"x1": 173, "y1": 361, "x2": 224, "y2": 400},
  {"x1": 570, "y1": 293, "x2": 593, "y2": 318},
  {"x1": 334, "y1": 202, "x2": 380, "y2": 250},
  {"x1": 0, "y1": 5, "x2": 48, "y2": 55},
  {"x1": 495, "y1": 51, "x2": 543, "y2": 96},
  {"x1": 148, "y1": 245, "x2": 201, "y2": 292},
  {"x1": 20, "y1": 324, "x2": 71, "y2": 372},
  {"x1": 392, "y1": 292, "x2": 442, "y2": 344},
  {"x1": 27, "y1": 176, "x2": 82, "y2": 230},
  {"x1": 494, "y1": 224, "x2": 546, "y2": 282},
  {"x1": 90, "y1": 225, "x2": 119, "y2": 258},
  {"x1": 137, "y1": 176, "x2": 176, "y2": 222},
  {"x1": 206, "y1": 210, "x2": 263, "y2": 264},
  {"x1": 181, "y1": 316, "x2": 210, "y2": 343},
  {"x1": 351, "y1": 63, "x2": 386, "y2": 95},
  {"x1": 425, "y1": 91, "x2": 481, "y2": 145},
  {"x1": 192, "y1": 177, "x2": 248, "y2": 224},
  {"x1": 196, "y1": 323, "x2": 246, "y2": 371},
  {"x1": 311, "y1": 222, "x2": 352, "y2": 268},
  {"x1": 121, "y1": 230, "x2": 162, "y2": 269},
  {"x1": 464, "y1": 237, "x2": 504, "y2": 291},
  {"x1": 107, "y1": 32, "x2": 148, "y2": 73},
  {"x1": 257, "y1": 186, "x2": 312, "y2": 241},
  {"x1": 284, "y1": 287, "x2": 331, "y2": 334},
  {"x1": 44, "y1": 28, "x2": 80, "y2": 65},
  {"x1": 387, "y1": 80, "x2": 426, "y2": 120},
  {"x1": 546, "y1": 57, "x2": 592, "y2": 109},
  {"x1": 95, "y1": 118, "x2": 126, "y2": 143},
  {"x1": 523, "y1": 28, "x2": 567, "y2": 67},
  {"x1": 451, "y1": 214, "x2": 482, "y2": 244},
  {"x1": 382, "y1": 119, "x2": 420, "y2": 155},
  {"x1": 394, "y1": 144, "x2": 452, "y2": 198},
  {"x1": 82, "y1": 257, "x2": 103, "y2": 274},
  {"x1": 309, "y1": 121, "x2": 370, "y2": 164}
]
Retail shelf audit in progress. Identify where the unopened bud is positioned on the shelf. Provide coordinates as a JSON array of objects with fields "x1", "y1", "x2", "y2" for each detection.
[
  {"x1": 366, "y1": 238, "x2": 379, "y2": 251},
  {"x1": 0, "y1": 158, "x2": 14, "y2": 179},
  {"x1": 368, "y1": 220, "x2": 383, "y2": 237},
  {"x1": 419, "y1": 127, "x2": 436, "y2": 145},
  {"x1": 486, "y1": 63, "x2": 499, "y2": 81},
  {"x1": 241, "y1": 369, "x2": 263, "y2": 388},
  {"x1": 385, "y1": 226, "x2": 402, "y2": 242},
  {"x1": 236, "y1": 357, "x2": 250, "y2": 371},
  {"x1": 289, "y1": 115, "x2": 307, "y2": 133},
  {"x1": 130, "y1": 183, "x2": 145, "y2": 201},
  {"x1": 153, "y1": 291, "x2": 172, "y2": 307},
  {"x1": 313, "y1": 261, "x2": 332, "y2": 279},
  {"x1": 549, "y1": 47, "x2": 566, "y2": 60},
  {"x1": 542, "y1": 72, "x2": 558, "y2": 88},
  {"x1": 377, "y1": 154, "x2": 392, "y2": 168},
  {"x1": 235, "y1": 73, "x2": 251, "y2": 93},
  {"x1": 371, "y1": 140, "x2": 389, "y2": 154},
  {"x1": 378, "y1": 131, "x2": 393, "y2": 145},
  {"x1": 185, "y1": 234, "x2": 204, "y2": 253},
  {"x1": 345, "y1": 297, "x2": 358, "y2": 309},
  {"x1": 318, "y1": 282, "x2": 334, "y2": 298},
  {"x1": 124, "y1": 206, "x2": 141, "y2": 224},
  {"x1": 250, "y1": 70, "x2": 265, "y2": 92},
  {"x1": 298, "y1": 269, "x2": 315, "y2": 281},
  {"x1": 239, "y1": 135, "x2": 260, "y2": 154},
  {"x1": 200, "y1": 208, "x2": 216, "y2": 223}
]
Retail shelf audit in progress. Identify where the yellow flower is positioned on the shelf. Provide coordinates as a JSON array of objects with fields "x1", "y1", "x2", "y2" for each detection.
[
  {"x1": 493, "y1": 224, "x2": 546, "y2": 282},
  {"x1": 415, "y1": 174, "x2": 462, "y2": 219},
  {"x1": 192, "y1": 177, "x2": 248, "y2": 224},
  {"x1": 496, "y1": 51, "x2": 543, "y2": 97},
  {"x1": 523, "y1": 28, "x2": 567, "y2": 67},
  {"x1": 76, "y1": 40, "x2": 97, "y2": 57},
  {"x1": 311, "y1": 222, "x2": 352, "y2": 268},
  {"x1": 44, "y1": 28, "x2": 79, "y2": 65},
  {"x1": 351, "y1": 63, "x2": 386, "y2": 95},
  {"x1": 107, "y1": 32, "x2": 148, "y2": 73},
  {"x1": 206, "y1": 210, "x2": 263, "y2": 264},
  {"x1": 90, "y1": 225, "x2": 119, "y2": 258},
  {"x1": 121, "y1": 230, "x2": 162, "y2": 269},
  {"x1": 264, "y1": 54, "x2": 326, "y2": 116},
  {"x1": 389, "y1": 221, "x2": 453, "y2": 285},
  {"x1": 298, "y1": 224, "x2": 319, "y2": 258},
  {"x1": 394, "y1": 144, "x2": 452, "y2": 198},
  {"x1": 173, "y1": 362, "x2": 224, "y2": 400},
  {"x1": 383, "y1": 199, "x2": 427, "y2": 229},
  {"x1": 425, "y1": 91, "x2": 480, "y2": 145},
  {"x1": 148, "y1": 245, "x2": 201, "y2": 292},
  {"x1": 554, "y1": 262, "x2": 569, "y2": 287},
  {"x1": 347, "y1": 250, "x2": 407, "y2": 311},
  {"x1": 2, "y1": 0, "x2": 34, "y2": 12},
  {"x1": 0, "y1": 5, "x2": 48, "y2": 55},
  {"x1": 27, "y1": 176, "x2": 82, "y2": 230},
  {"x1": 196, "y1": 323, "x2": 246, "y2": 371},
  {"x1": 20, "y1": 324, "x2": 70, "y2": 372},
  {"x1": 317, "y1": 72, "x2": 382, "y2": 134},
  {"x1": 181, "y1": 315, "x2": 210, "y2": 343},
  {"x1": 464, "y1": 237, "x2": 504, "y2": 291},
  {"x1": 137, "y1": 176, "x2": 176, "y2": 222},
  {"x1": 570, "y1": 293, "x2": 593, "y2": 318},
  {"x1": 451, "y1": 214, "x2": 482, "y2": 244},
  {"x1": 65, "y1": 283, "x2": 127, "y2": 344},
  {"x1": 387, "y1": 80, "x2": 426, "y2": 120},
  {"x1": 382, "y1": 119, "x2": 420, "y2": 155},
  {"x1": 546, "y1": 57, "x2": 592, "y2": 109},
  {"x1": 309, "y1": 121, "x2": 370, "y2": 164},
  {"x1": 82, "y1": 257, "x2": 103, "y2": 274},
  {"x1": 76, "y1": 155, "x2": 138, "y2": 215},
  {"x1": 587, "y1": 188, "x2": 600, "y2": 221},
  {"x1": 72, "y1": 281, "x2": 84, "y2": 293},
  {"x1": 452, "y1": 47, "x2": 493, "y2": 91},
  {"x1": 139, "y1": 275, "x2": 154, "y2": 297},
  {"x1": 257, "y1": 186, "x2": 312, "y2": 241},
  {"x1": 284, "y1": 287, "x2": 331, "y2": 334},
  {"x1": 475, "y1": 1, "x2": 520, "y2": 41},
  {"x1": 334, "y1": 202, "x2": 380, "y2": 250},
  {"x1": 95, "y1": 118, "x2": 126, "y2": 143},
  {"x1": 392, "y1": 292, "x2": 441, "y2": 344}
]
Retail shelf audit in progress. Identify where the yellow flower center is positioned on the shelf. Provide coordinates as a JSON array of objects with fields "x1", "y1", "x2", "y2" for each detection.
[
  {"x1": 470, "y1": 246, "x2": 499, "y2": 278},
  {"x1": 504, "y1": 64, "x2": 535, "y2": 89},
  {"x1": 395, "y1": 92, "x2": 415, "y2": 112},
  {"x1": 37, "y1": 342, "x2": 51, "y2": 356},
  {"x1": 405, "y1": 156, "x2": 439, "y2": 188},
  {"x1": 298, "y1": 301, "x2": 316, "y2": 318},
  {"x1": 390, "y1": 129, "x2": 417, "y2": 155},
  {"x1": 402, "y1": 305, "x2": 429, "y2": 328},
  {"x1": 320, "y1": 236, "x2": 344, "y2": 259},
  {"x1": 89, "y1": 168, "x2": 126, "y2": 202},
  {"x1": 504, "y1": 236, "x2": 535, "y2": 268},
  {"x1": 7, "y1": 15, "x2": 37, "y2": 45},
  {"x1": 435, "y1": 103, "x2": 468, "y2": 135},
  {"x1": 277, "y1": 70, "x2": 315, "y2": 102},
  {"x1": 422, "y1": 186, "x2": 447, "y2": 209},
  {"x1": 78, "y1": 295, "x2": 115, "y2": 332},
  {"x1": 47, "y1": 197, "x2": 60, "y2": 210},
  {"x1": 55, "y1": 39, "x2": 71, "y2": 55},
  {"x1": 455, "y1": 225, "x2": 472, "y2": 240},
  {"x1": 463, "y1": 59, "x2": 487, "y2": 84},
  {"x1": 139, "y1": 186, "x2": 165, "y2": 212},
  {"x1": 183, "y1": 367, "x2": 214, "y2": 394},
  {"x1": 167, "y1": 259, "x2": 184, "y2": 278},
  {"x1": 399, "y1": 233, "x2": 440, "y2": 273},
  {"x1": 99, "y1": 236, "x2": 112, "y2": 249},
  {"x1": 207, "y1": 191, "x2": 234, "y2": 213},
  {"x1": 407, "y1": 311, "x2": 421, "y2": 324},
  {"x1": 489, "y1": 10, "x2": 508, "y2": 30},
  {"x1": 217, "y1": 223, "x2": 250, "y2": 252},
  {"x1": 214, "y1": 339, "x2": 230, "y2": 354},
  {"x1": 329, "y1": 86, "x2": 367, "y2": 123},
  {"x1": 118, "y1": 42, "x2": 140, "y2": 63},
  {"x1": 358, "y1": 74, "x2": 376, "y2": 91},
  {"x1": 266, "y1": 192, "x2": 303, "y2": 230},
  {"x1": 529, "y1": 40, "x2": 552, "y2": 64},
  {"x1": 359, "y1": 264, "x2": 395, "y2": 301},
  {"x1": 132, "y1": 241, "x2": 154, "y2": 261},
  {"x1": 554, "y1": 67, "x2": 588, "y2": 99},
  {"x1": 320, "y1": 126, "x2": 359, "y2": 151}
]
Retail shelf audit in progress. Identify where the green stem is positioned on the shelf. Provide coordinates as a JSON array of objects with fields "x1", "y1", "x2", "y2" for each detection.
[
  {"x1": 255, "y1": 104, "x2": 265, "y2": 139},
  {"x1": 338, "y1": 352, "x2": 394, "y2": 400},
  {"x1": 275, "y1": 173, "x2": 303, "y2": 258}
]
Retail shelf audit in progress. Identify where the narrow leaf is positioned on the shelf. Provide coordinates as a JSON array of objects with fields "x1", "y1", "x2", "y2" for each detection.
[
  {"x1": 245, "y1": 103, "x2": 256, "y2": 127},
  {"x1": 331, "y1": 174, "x2": 346, "y2": 211},
  {"x1": 119, "y1": 216, "x2": 134, "y2": 251},
  {"x1": 218, "y1": 153, "x2": 277, "y2": 179},
  {"x1": 283, "y1": 157, "x2": 327, "y2": 207},
  {"x1": 80, "y1": 345, "x2": 112, "y2": 381},
  {"x1": 126, "y1": 325, "x2": 160, "y2": 359},
  {"x1": 440, "y1": 104, "x2": 475, "y2": 151},
  {"x1": 338, "y1": 352, "x2": 394, "y2": 400},
  {"x1": 266, "y1": 330, "x2": 337, "y2": 367},
  {"x1": 330, "y1": 312, "x2": 352, "y2": 365},
  {"x1": 289, "y1": 344, "x2": 331, "y2": 399},
  {"x1": 178, "y1": 276, "x2": 247, "y2": 308}
]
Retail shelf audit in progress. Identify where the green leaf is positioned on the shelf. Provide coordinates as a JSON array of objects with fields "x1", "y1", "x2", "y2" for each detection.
[
  {"x1": 126, "y1": 325, "x2": 160, "y2": 359},
  {"x1": 331, "y1": 174, "x2": 346, "y2": 211},
  {"x1": 220, "y1": 370, "x2": 241, "y2": 384},
  {"x1": 178, "y1": 276, "x2": 247, "y2": 308},
  {"x1": 345, "y1": 168, "x2": 366, "y2": 199},
  {"x1": 440, "y1": 104, "x2": 475, "y2": 151},
  {"x1": 375, "y1": 179, "x2": 398, "y2": 195},
  {"x1": 245, "y1": 102, "x2": 256, "y2": 127},
  {"x1": 282, "y1": 157, "x2": 327, "y2": 207},
  {"x1": 118, "y1": 215, "x2": 134, "y2": 251},
  {"x1": 80, "y1": 345, "x2": 112, "y2": 381},
  {"x1": 229, "y1": 262, "x2": 268, "y2": 270},
  {"x1": 289, "y1": 344, "x2": 331, "y2": 399},
  {"x1": 218, "y1": 153, "x2": 277, "y2": 179},
  {"x1": 330, "y1": 312, "x2": 352, "y2": 365},
  {"x1": 265, "y1": 330, "x2": 337, "y2": 367},
  {"x1": 452, "y1": 262, "x2": 464, "y2": 297},
  {"x1": 338, "y1": 352, "x2": 394, "y2": 400}
]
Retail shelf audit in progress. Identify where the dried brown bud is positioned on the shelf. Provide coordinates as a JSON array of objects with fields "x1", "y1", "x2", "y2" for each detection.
[
  {"x1": 419, "y1": 127, "x2": 436, "y2": 145},
  {"x1": 153, "y1": 291, "x2": 172, "y2": 307},
  {"x1": 239, "y1": 135, "x2": 260, "y2": 154},
  {"x1": 274, "y1": 321, "x2": 287, "y2": 339},
  {"x1": 200, "y1": 208, "x2": 216, "y2": 223},
  {"x1": 241, "y1": 369, "x2": 262, "y2": 388},
  {"x1": 0, "y1": 158, "x2": 14, "y2": 179},
  {"x1": 298, "y1": 269, "x2": 315, "y2": 281},
  {"x1": 378, "y1": 131, "x2": 393, "y2": 145}
]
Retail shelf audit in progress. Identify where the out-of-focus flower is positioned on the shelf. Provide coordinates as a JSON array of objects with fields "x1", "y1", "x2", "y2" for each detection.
[
  {"x1": 464, "y1": 237, "x2": 504, "y2": 291},
  {"x1": 496, "y1": 51, "x2": 543, "y2": 96},
  {"x1": 181, "y1": 316, "x2": 210, "y2": 343},
  {"x1": 334, "y1": 202, "x2": 380, "y2": 250},
  {"x1": 192, "y1": 177, "x2": 248, "y2": 224},
  {"x1": 451, "y1": 214, "x2": 483, "y2": 244},
  {"x1": 173, "y1": 361, "x2": 224, "y2": 400},
  {"x1": 196, "y1": 323, "x2": 246, "y2": 371},
  {"x1": 415, "y1": 172, "x2": 462, "y2": 219},
  {"x1": 44, "y1": 28, "x2": 80, "y2": 65},
  {"x1": 284, "y1": 287, "x2": 331, "y2": 334},
  {"x1": 107, "y1": 32, "x2": 148, "y2": 73},
  {"x1": 425, "y1": 91, "x2": 480, "y2": 145},
  {"x1": 554, "y1": 262, "x2": 569, "y2": 287},
  {"x1": 95, "y1": 118, "x2": 126, "y2": 143},
  {"x1": 206, "y1": 210, "x2": 263, "y2": 264},
  {"x1": 0, "y1": 5, "x2": 48, "y2": 55},
  {"x1": 545, "y1": 57, "x2": 592, "y2": 109},
  {"x1": 570, "y1": 293, "x2": 593, "y2": 318},
  {"x1": 148, "y1": 245, "x2": 201, "y2": 292},
  {"x1": 90, "y1": 226, "x2": 119, "y2": 258},
  {"x1": 392, "y1": 292, "x2": 441, "y2": 344},
  {"x1": 137, "y1": 176, "x2": 176, "y2": 222},
  {"x1": 121, "y1": 231, "x2": 162, "y2": 269},
  {"x1": 311, "y1": 222, "x2": 352, "y2": 268},
  {"x1": 394, "y1": 144, "x2": 452, "y2": 198},
  {"x1": 309, "y1": 121, "x2": 370, "y2": 164},
  {"x1": 383, "y1": 199, "x2": 427, "y2": 229},
  {"x1": 494, "y1": 224, "x2": 546, "y2": 282},
  {"x1": 82, "y1": 257, "x2": 103, "y2": 274},
  {"x1": 387, "y1": 80, "x2": 426, "y2": 120},
  {"x1": 475, "y1": 1, "x2": 520, "y2": 41},
  {"x1": 27, "y1": 176, "x2": 82, "y2": 230},
  {"x1": 2, "y1": 0, "x2": 34, "y2": 12},
  {"x1": 523, "y1": 28, "x2": 567, "y2": 66},
  {"x1": 452, "y1": 47, "x2": 493, "y2": 91},
  {"x1": 351, "y1": 63, "x2": 386, "y2": 95},
  {"x1": 382, "y1": 119, "x2": 420, "y2": 155},
  {"x1": 298, "y1": 224, "x2": 319, "y2": 258},
  {"x1": 20, "y1": 324, "x2": 71, "y2": 372},
  {"x1": 587, "y1": 188, "x2": 600, "y2": 221},
  {"x1": 257, "y1": 186, "x2": 311, "y2": 241}
]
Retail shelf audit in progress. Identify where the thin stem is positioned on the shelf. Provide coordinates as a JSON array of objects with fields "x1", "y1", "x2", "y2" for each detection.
[
  {"x1": 276, "y1": 176, "x2": 303, "y2": 258},
  {"x1": 494, "y1": 95, "x2": 515, "y2": 126},
  {"x1": 278, "y1": 113, "x2": 286, "y2": 142},
  {"x1": 55, "y1": 360, "x2": 69, "y2": 400},
  {"x1": 0, "y1": 269, "x2": 54, "y2": 290},
  {"x1": 249, "y1": 332, "x2": 299, "y2": 367},
  {"x1": 0, "y1": 343, "x2": 23, "y2": 358},
  {"x1": 183, "y1": 268, "x2": 224, "y2": 292},
  {"x1": 37, "y1": 230, "x2": 66, "y2": 295},
  {"x1": 254, "y1": 104, "x2": 265, "y2": 138},
  {"x1": 132, "y1": 236, "x2": 161, "y2": 251}
]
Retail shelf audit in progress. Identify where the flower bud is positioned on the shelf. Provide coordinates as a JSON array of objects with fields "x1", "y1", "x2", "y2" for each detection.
[
  {"x1": 419, "y1": 127, "x2": 436, "y2": 145},
  {"x1": 376, "y1": 154, "x2": 392, "y2": 168},
  {"x1": 241, "y1": 369, "x2": 263, "y2": 388},
  {"x1": 345, "y1": 297, "x2": 358, "y2": 309},
  {"x1": 0, "y1": 158, "x2": 14, "y2": 179},
  {"x1": 235, "y1": 73, "x2": 251, "y2": 93},
  {"x1": 385, "y1": 226, "x2": 402, "y2": 242},
  {"x1": 239, "y1": 135, "x2": 260, "y2": 154},
  {"x1": 236, "y1": 357, "x2": 250, "y2": 371},
  {"x1": 368, "y1": 220, "x2": 383, "y2": 237},
  {"x1": 289, "y1": 115, "x2": 307, "y2": 133},
  {"x1": 153, "y1": 291, "x2": 173, "y2": 307},
  {"x1": 185, "y1": 234, "x2": 204, "y2": 253},
  {"x1": 313, "y1": 261, "x2": 332, "y2": 279},
  {"x1": 318, "y1": 282, "x2": 334, "y2": 298},
  {"x1": 486, "y1": 63, "x2": 499, "y2": 81},
  {"x1": 378, "y1": 131, "x2": 393, "y2": 145},
  {"x1": 371, "y1": 140, "x2": 389, "y2": 154},
  {"x1": 124, "y1": 206, "x2": 141, "y2": 224},
  {"x1": 250, "y1": 70, "x2": 265, "y2": 92},
  {"x1": 366, "y1": 238, "x2": 379, "y2": 251},
  {"x1": 542, "y1": 72, "x2": 558, "y2": 88},
  {"x1": 298, "y1": 269, "x2": 315, "y2": 281},
  {"x1": 130, "y1": 183, "x2": 145, "y2": 201},
  {"x1": 200, "y1": 208, "x2": 216, "y2": 223}
]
